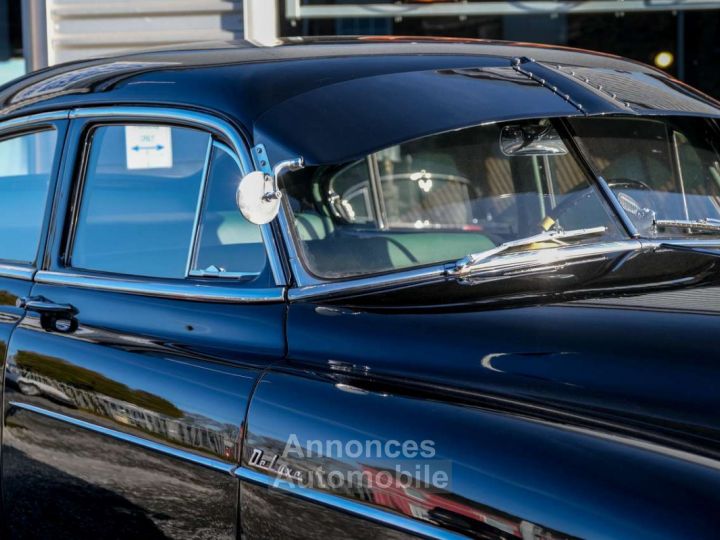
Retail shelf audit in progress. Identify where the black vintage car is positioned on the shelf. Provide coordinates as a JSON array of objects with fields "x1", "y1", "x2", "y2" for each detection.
[{"x1": 0, "y1": 37, "x2": 720, "y2": 539}]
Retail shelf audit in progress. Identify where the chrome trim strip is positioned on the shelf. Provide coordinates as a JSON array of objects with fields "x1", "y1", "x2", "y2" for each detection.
[
  {"x1": 594, "y1": 175, "x2": 640, "y2": 238},
  {"x1": 185, "y1": 137, "x2": 214, "y2": 276},
  {"x1": 645, "y1": 238, "x2": 720, "y2": 248},
  {"x1": 277, "y1": 197, "x2": 319, "y2": 286},
  {"x1": 0, "y1": 264, "x2": 35, "y2": 281},
  {"x1": 260, "y1": 224, "x2": 287, "y2": 287},
  {"x1": 235, "y1": 467, "x2": 467, "y2": 540},
  {"x1": 288, "y1": 263, "x2": 447, "y2": 301},
  {"x1": 10, "y1": 401, "x2": 235, "y2": 473},
  {"x1": 35, "y1": 271, "x2": 285, "y2": 303},
  {"x1": 0, "y1": 110, "x2": 69, "y2": 135},
  {"x1": 288, "y1": 240, "x2": 642, "y2": 301},
  {"x1": 68, "y1": 106, "x2": 286, "y2": 287}
]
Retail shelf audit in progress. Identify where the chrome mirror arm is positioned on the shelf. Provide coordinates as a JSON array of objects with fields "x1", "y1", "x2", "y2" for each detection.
[
  {"x1": 264, "y1": 157, "x2": 304, "y2": 201},
  {"x1": 237, "y1": 145, "x2": 305, "y2": 225}
]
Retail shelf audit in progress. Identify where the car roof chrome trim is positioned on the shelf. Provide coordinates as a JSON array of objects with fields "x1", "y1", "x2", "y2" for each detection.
[
  {"x1": 35, "y1": 271, "x2": 285, "y2": 303},
  {"x1": 288, "y1": 240, "x2": 643, "y2": 301},
  {"x1": 10, "y1": 401, "x2": 235, "y2": 473},
  {"x1": 67, "y1": 105, "x2": 287, "y2": 288},
  {"x1": 0, "y1": 264, "x2": 35, "y2": 281},
  {"x1": 235, "y1": 467, "x2": 467, "y2": 540},
  {"x1": 0, "y1": 110, "x2": 70, "y2": 135}
]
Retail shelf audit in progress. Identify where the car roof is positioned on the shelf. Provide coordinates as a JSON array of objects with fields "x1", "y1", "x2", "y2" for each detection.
[{"x1": 1, "y1": 37, "x2": 719, "y2": 164}]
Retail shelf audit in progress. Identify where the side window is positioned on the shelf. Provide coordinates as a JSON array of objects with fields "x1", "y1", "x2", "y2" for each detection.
[
  {"x1": 71, "y1": 124, "x2": 267, "y2": 280},
  {"x1": 71, "y1": 125, "x2": 211, "y2": 279},
  {"x1": 0, "y1": 129, "x2": 58, "y2": 264},
  {"x1": 190, "y1": 143, "x2": 267, "y2": 276}
]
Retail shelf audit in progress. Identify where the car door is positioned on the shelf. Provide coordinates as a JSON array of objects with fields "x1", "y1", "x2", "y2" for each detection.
[
  {"x1": 1, "y1": 108, "x2": 287, "y2": 539},
  {"x1": 0, "y1": 114, "x2": 68, "y2": 519}
]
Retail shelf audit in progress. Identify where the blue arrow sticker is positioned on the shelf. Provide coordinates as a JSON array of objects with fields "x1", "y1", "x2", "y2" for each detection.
[{"x1": 125, "y1": 126, "x2": 173, "y2": 169}]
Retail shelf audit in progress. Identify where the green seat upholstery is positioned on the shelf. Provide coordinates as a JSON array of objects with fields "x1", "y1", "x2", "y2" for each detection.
[
  {"x1": 295, "y1": 213, "x2": 335, "y2": 241},
  {"x1": 384, "y1": 232, "x2": 495, "y2": 267}
]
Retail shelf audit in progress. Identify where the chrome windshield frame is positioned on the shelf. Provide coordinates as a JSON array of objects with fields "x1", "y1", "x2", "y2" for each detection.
[
  {"x1": 275, "y1": 117, "x2": 641, "y2": 299},
  {"x1": 555, "y1": 118, "x2": 640, "y2": 238}
]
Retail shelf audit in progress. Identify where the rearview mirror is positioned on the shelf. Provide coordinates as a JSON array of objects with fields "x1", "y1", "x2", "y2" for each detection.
[
  {"x1": 236, "y1": 156, "x2": 304, "y2": 225},
  {"x1": 236, "y1": 171, "x2": 281, "y2": 225},
  {"x1": 500, "y1": 123, "x2": 568, "y2": 156}
]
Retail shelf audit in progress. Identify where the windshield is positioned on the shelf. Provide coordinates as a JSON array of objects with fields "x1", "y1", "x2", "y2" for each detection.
[
  {"x1": 570, "y1": 116, "x2": 720, "y2": 236},
  {"x1": 283, "y1": 119, "x2": 624, "y2": 279}
]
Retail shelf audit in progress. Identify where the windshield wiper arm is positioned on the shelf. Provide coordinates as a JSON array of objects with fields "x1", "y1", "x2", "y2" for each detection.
[
  {"x1": 450, "y1": 226, "x2": 609, "y2": 276},
  {"x1": 654, "y1": 218, "x2": 720, "y2": 233}
]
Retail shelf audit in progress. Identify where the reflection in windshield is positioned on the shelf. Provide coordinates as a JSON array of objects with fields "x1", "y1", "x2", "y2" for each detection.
[
  {"x1": 283, "y1": 119, "x2": 622, "y2": 279},
  {"x1": 570, "y1": 117, "x2": 720, "y2": 237}
]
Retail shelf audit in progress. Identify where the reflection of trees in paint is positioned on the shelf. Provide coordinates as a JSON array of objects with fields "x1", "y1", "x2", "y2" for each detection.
[
  {"x1": 0, "y1": 289, "x2": 17, "y2": 306},
  {"x1": 14, "y1": 350, "x2": 182, "y2": 417}
]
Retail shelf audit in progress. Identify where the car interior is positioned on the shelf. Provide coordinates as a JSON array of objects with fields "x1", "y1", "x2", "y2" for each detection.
[{"x1": 282, "y1": 121, "x2": 616, "y2": 278}]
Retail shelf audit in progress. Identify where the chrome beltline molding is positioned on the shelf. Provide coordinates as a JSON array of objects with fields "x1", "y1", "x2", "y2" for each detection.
[
  {"x1": 35, "y1": 271, "x2": 285, "y2": 303},
  {"x1": 0, "y1": 264, "x2": 35, "y2": 281},
  {"x1": 235, "y1": 467, "x2": 468, "y2": 540},
  {"x1": 287, "y1": 238, "x2": 720, "y2": 301},
  {"x1": 9, "y1": 401, "x2": 235, "y2": 473},
  {"x1": 13, "y1": 401, "x2": 466, "y2": 539},
  {"x1": 288, "y1": 239, "x2": 644, "y2": 301}
]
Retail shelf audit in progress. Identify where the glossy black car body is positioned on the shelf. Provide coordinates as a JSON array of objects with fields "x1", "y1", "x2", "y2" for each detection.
[{"x1": 1, "y1": 37, "x2": 720, "y2": 539}]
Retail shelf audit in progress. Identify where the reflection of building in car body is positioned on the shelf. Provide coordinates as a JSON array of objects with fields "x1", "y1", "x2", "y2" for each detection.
[
  {"x1": 361, "y1": 466, "x2": 569, "y2": 540},
  {"x1": 7, "y1": 364, "x2": 239, "y2": 459}
]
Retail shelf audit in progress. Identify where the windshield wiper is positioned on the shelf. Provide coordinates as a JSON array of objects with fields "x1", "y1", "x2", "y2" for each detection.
[
  {"x1": 654, "y1": 218, "x2": 720, "y2": 234},
  {"x1": 450, "y1": 226, "x2": 609, "y2": 276}
]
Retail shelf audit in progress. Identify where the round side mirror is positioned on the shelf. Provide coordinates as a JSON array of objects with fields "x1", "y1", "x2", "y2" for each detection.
[{"x1": 236, "y1": 171, "x2": 282, "y2": 225}]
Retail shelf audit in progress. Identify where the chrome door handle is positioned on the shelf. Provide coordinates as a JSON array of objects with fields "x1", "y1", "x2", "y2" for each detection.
[{"x1": 17, "y1": 297, "x2": 77, "y2": 314}]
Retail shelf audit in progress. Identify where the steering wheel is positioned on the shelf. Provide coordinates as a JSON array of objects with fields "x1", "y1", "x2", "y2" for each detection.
[
  {"x1": 605, "y1": 178, "x2": 660, "y2": 221},
  {"x1": 544, "y1": 178, "x2": 658, "y2": 229}
]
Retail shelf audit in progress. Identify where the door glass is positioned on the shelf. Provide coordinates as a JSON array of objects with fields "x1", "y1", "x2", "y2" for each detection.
[
  {"x1": 71, "y1": 125, "x2": 211, "y2": 278},
  {"x1": 0, "y1": 129, "x2": 58, "y2": 264},
  {"x1": 191, "y1": 143, "x2": 267, "y2": 276}
]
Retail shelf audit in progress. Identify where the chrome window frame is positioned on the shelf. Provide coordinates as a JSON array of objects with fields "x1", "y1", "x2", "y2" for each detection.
[
  {"x1": 0, "y1": 110, "x2": 69, "y2": 281},
  {"x1": 188, "y1": 141, "x2": 270, "y2": 279},
  {"x1": 0, "y1": 106, "x2": 285, "y2": 302}
]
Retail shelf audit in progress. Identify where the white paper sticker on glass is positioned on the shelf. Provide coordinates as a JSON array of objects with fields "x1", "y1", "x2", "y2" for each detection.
[{"x1": 125, "y1": 126, "x2": 173, "y2": 170}]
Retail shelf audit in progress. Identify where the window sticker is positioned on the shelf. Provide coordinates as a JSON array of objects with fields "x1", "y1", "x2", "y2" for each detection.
[{"x1": 125, "y1": 125, "x2": 173, "y2": 170}]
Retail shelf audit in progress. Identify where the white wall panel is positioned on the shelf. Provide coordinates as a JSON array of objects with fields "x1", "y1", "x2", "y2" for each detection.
[{"x1": 45, "y1": 0, "x2": 244, "y2": 65}]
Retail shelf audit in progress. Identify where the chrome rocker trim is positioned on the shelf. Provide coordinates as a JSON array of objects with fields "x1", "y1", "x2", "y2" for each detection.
[
  {"x1": 235, "y1": 467, "x2": 468, "y2": 540},
  {"x1": 13, "y1": 401, "x2": 465, "y2": 539},
  {"x1": 10, "y1": 401, "x2": 235, "y2": 473}
]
